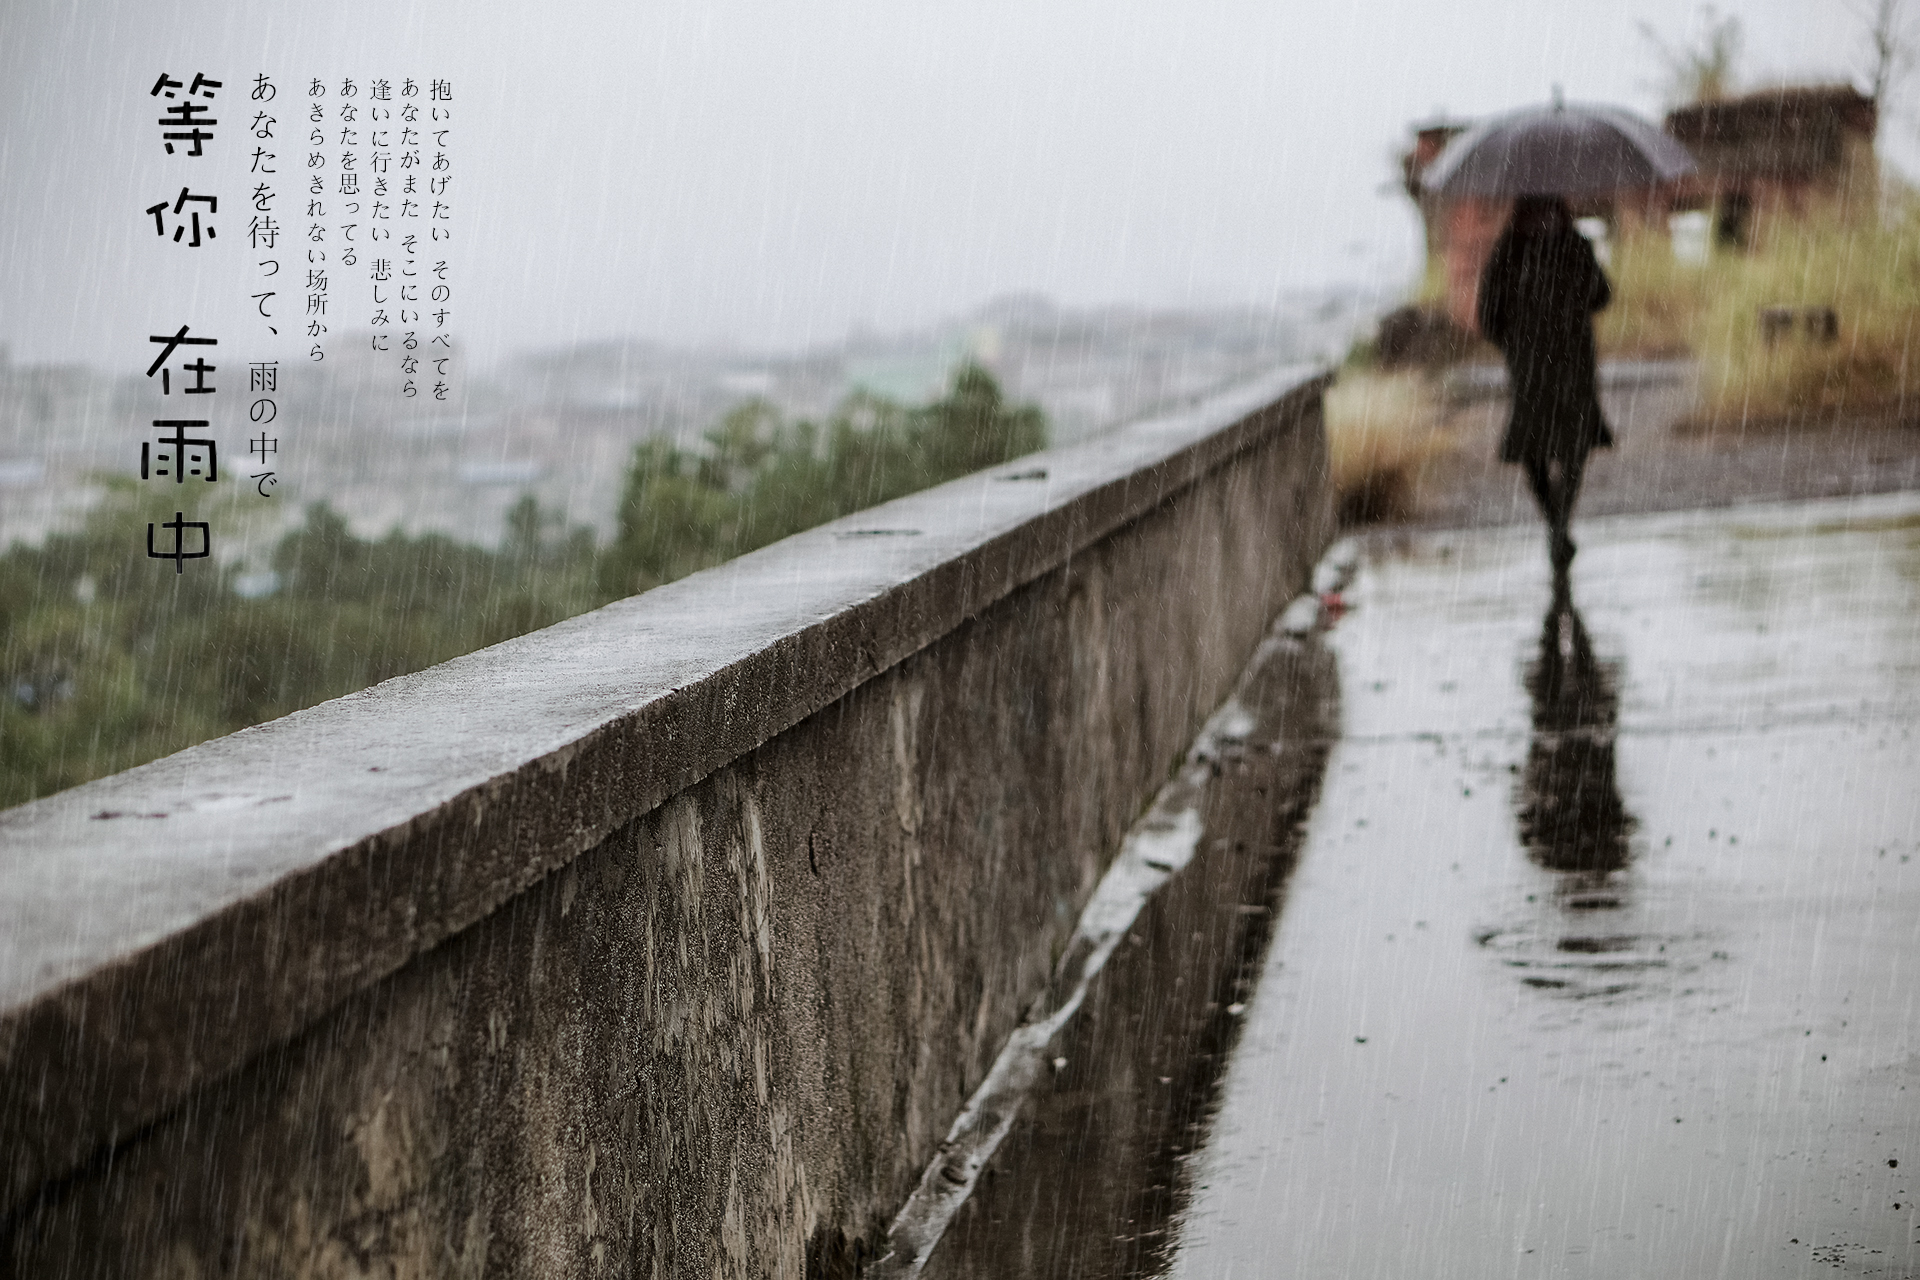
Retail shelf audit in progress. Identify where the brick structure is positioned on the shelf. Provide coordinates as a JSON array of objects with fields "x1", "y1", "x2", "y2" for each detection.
[
  {"x1": 1664, "y1": 84, "x2": 1878, "y2": 248},
  {"x1": 1396, "y1": 120, "x2": 1507, "y2": 334},
  {"x1": 1402, "y1": 85, "x2": 1878, "y2": 334}
]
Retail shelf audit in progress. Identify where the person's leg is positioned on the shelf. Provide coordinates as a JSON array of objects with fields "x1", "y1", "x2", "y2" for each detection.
[
  {"x1": 1524, "y1": 458, "x2": 1555, "y2": 523},
  {"x1": 1546, "y1": 451, "x2": 1585, "y2": 570},
  {"x1": 1557, "y1": 448, "x2": 1588, "y2": 525},
  {"x1": 1523, "y1": 456, "x2": 1571, "y2": 572}
]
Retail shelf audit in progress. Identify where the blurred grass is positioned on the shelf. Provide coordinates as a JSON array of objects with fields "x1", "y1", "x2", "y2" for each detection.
[
  {"x1": 1324, "y1": 370, "x2": 1451, "y2": 525},
  {"x1": 1598, "y1": 189, "x2": 1920, "y2": 427}
]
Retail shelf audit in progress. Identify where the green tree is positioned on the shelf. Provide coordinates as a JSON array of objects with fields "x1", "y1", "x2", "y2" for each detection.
[
  {"x1": 600, "y1": 362, "x2": 1045, "y2": 598},
  {"x1": 3, "y1": 363, "x2": 1045, "y2": 809}
]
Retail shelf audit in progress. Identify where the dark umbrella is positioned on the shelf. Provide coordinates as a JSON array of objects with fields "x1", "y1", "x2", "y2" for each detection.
[{"x1": 1421, "y1": 100, "x2": 1697, "y2": 199}]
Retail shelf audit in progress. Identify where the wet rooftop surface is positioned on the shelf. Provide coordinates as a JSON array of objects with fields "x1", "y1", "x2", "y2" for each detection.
[{"x1": 1171, "y1": 493, "x2": 1920, "y2": 1278}]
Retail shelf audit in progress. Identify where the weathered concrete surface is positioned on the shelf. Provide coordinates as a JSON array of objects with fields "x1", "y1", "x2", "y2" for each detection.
[
  {"x1": 919, "y1": 619, "x2": 1339, "y2": 1279},
  {"x1": 0, "y1": 368, "x2": 1332, "y2": 1277},
  {"x1": 1173, "y1": 492, "x2": 1920, "y2": 1279}
]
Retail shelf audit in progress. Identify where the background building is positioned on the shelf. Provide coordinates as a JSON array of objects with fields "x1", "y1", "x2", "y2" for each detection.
[{"x1": 1400, "y1": 84, "x2": 1879, "y2": 332}]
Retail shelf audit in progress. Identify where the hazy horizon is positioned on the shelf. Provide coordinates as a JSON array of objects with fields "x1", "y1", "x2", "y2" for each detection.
[{"x1": 2, "y1": 0, "x2": 1910, "y2": 371}]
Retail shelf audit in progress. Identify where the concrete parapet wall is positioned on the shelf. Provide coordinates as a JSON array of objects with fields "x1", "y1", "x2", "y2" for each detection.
[{"x1": 0, "y1": 367, "x2": 1332, "y2": 1278}]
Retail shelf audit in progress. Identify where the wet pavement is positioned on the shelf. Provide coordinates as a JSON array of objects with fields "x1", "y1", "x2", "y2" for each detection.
[
  {"x1": 1171, "y1": 493, "x2": 1920, "y2": 1279},
  {"x1": 1398, "y1": 370, "x2": 1920, "y2": 533}
]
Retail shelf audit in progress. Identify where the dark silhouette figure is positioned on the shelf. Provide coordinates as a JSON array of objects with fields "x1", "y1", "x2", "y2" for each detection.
[
  {"x1": 1477, "y1": 195, "x2": 1614, "y2": 571},
  {"x1": 1517, "y1": 583, "x2": 1634, "y2": 877}
]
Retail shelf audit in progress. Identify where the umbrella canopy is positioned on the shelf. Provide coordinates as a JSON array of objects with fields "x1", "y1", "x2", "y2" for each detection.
[{"x1": 1421, "y1": 101, "x2": 1697, "y2": 199}]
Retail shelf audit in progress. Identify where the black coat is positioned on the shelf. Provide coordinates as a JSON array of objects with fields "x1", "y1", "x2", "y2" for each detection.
[{"x1": 1476, "y1": 223, "x2": 1614, "y2": 464}]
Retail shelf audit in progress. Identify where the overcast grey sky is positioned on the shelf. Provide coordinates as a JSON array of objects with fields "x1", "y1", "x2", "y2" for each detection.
[{"x1": 0, "y1": 0, "x2": 1905, "y2": 369}]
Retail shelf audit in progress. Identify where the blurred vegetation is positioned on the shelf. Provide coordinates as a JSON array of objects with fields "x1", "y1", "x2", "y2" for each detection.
[
  {"x1": 1332, "y1": 185, "x2": 1920, "y2": 523},
  {"x1": 1598, "y1": 189, "x2": 1920, "y2": 427},
  {"x1": 1386, "y1": 185, "x2": 1920, "y2": 435},
  {"x1": 599, "y1": 362, "x2": 1044, "y2": 596},
  {"x1": 0, "y1": 362, "x2": 1044, "y2": 809},
  {"x1": 1323, "y1": 370, "x2": 1449, "y2": 526}
]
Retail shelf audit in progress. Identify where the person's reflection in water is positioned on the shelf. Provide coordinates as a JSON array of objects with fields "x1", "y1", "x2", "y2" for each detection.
[{"x1": 1517, "y1": 576, "x2": 1635, "y2": 885}]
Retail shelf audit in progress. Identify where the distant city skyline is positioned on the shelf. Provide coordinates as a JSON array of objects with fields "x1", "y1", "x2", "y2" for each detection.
[{"x1": 0, "y1": 288, "x2": 1374, "y2": 552}]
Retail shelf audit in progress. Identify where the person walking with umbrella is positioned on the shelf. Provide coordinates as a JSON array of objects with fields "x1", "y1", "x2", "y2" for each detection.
[
  {"x1": 1421, "y1": 97, "x2": 1696, "y2": 574},
  {"x1": 1477, "y1": 194, "x2": 1612, "y2": 571}
]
